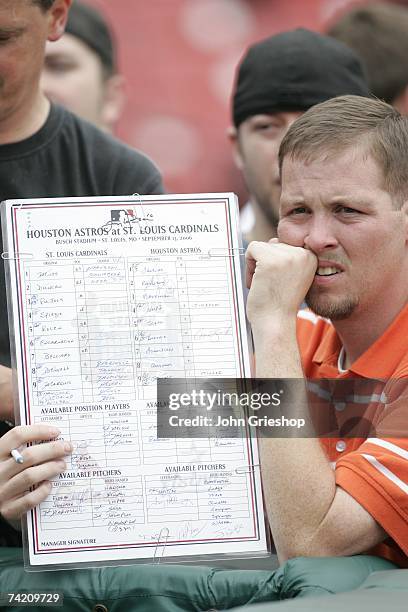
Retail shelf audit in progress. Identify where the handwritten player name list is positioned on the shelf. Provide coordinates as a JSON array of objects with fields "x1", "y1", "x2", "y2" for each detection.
[{"x1": 3, "y1": 194, "x2": 267, "y2": 567}]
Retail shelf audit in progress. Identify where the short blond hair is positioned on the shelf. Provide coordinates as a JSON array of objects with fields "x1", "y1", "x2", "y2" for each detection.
[{"x1": 279, "y1": 95, "x2": 408, "y2": 205}]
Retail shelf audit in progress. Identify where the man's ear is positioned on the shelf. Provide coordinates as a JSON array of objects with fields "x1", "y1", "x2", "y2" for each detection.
[
  {"x1": 47, "y1": 0, "x2": 72, "y2": 43},
  {"x1": 100, "y1": 74, "x2": 126, "y2": 133},
  {"x1": 227, "y1": 125, "x2": 245, "y2": 171}
]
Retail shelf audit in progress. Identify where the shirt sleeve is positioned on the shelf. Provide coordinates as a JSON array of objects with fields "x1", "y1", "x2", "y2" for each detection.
[{"x1": 335, "y1": 435, "x2": 408, "y2": 556}]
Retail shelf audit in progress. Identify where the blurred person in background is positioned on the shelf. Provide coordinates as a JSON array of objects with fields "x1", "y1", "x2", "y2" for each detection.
[
  {"x1": 41, "y1": 0, "x2": 124, "y2": 132},
  {"x1": 328, "y1": 2, "x2": 408, "y2": 115},
  {"x1": 228, "y1": 29, "x2": 370, "y2": 244}
]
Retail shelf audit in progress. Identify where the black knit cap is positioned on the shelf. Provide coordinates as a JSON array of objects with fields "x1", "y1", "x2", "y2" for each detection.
[
  {"x1": 65, "y1": 1, "x2": 116, "y2": 73},
  {"x1": 232, "y1": 28, "x2": 370, "y2": 127}
]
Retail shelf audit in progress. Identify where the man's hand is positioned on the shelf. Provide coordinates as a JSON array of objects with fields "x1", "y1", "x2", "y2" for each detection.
[
  {"x1": 246, "y1": 239, "x2": 317, "y2": 324},
  {"x1": 0, "y1": 366, "x2": 14, "y2": 422},
  {"x1": 0, "y1": 425, "x2": 72, "y2": 524}
]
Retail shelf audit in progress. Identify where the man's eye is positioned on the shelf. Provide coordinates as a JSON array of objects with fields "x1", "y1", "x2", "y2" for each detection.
[
  {"x1": 336, "y1": 206, "x2": 358, "y2": 214},
  {"x1": 254, "y1": 122, "x2": 280, "y2": 131},
  {"x1": 44, "y1": 59, "x2": 77, "y2": 74},
  {"x1": 289, "y1": 207, "x2": 307, "y2": 215}
]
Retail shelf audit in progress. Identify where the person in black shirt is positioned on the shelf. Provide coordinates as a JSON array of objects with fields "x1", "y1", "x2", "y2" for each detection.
[
  {"x1": 0, "y1": 103, "x2": 163, "y2": 367},
  {"x1": 0, "y1": 0, "x2": 163, "y2": 546}
]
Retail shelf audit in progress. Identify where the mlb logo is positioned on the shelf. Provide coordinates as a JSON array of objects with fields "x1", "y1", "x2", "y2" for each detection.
[{"x1": 110, "y1": 209, "x2": 135, "y2": 223}]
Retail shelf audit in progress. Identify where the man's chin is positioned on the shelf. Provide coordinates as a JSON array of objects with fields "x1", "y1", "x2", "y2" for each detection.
[{"x1": 305, "y1": 294, "x2": 358, "y2": 321}]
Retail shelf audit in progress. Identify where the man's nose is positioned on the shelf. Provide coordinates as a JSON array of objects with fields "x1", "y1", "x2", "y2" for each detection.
[{"x1": 303, "y1": 215, "x2": 338, "y2": 252}]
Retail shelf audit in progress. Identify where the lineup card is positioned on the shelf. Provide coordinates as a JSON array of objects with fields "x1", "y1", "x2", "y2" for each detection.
[{"x1": 2, "y1": 194, "x2": 268, "y2": 568}]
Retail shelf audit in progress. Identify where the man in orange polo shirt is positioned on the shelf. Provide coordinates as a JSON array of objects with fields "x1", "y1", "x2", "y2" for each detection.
[{"x1": 246, "y1": 94, "x2": 408, "y2": 567}]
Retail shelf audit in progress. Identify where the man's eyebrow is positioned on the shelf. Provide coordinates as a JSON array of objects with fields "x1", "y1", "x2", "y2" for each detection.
[
  {"x1": 44, "y1": 51, "x2": 70, "y2": 60},
  {"x1": 280, "y1": 197, "x2": 305, "y2": 208},
  {"x1": 329, "y1": 196, "x2": 375, "y2": 209}
]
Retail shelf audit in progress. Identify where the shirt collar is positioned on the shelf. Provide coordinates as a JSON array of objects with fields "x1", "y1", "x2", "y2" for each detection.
[{"x1": 312, "y1": 303, "x2": 408, "y2": 378}]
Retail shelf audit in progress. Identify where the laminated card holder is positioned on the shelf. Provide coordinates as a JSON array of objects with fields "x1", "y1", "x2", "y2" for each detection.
[{"x1": 1, "y1": 194, "x2": 271, "y2": 571}]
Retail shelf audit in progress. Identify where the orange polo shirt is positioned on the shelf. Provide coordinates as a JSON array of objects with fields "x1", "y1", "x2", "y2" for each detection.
[{"x1": 296, "y1": 305, "x2": 408, "y2": 567}]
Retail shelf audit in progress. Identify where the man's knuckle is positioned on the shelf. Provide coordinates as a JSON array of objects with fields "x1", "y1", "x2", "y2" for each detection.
[
  {"x1": 51, "y1": 441, "x2": 65, "y2": 455},
  {"x1": 10, "y1": 426, "x2": 26, "y2": 447},
  {"x1": 21, "y1": 467, "x2": 36, "y2": 487},
  {"x1": 22, "y1": 447, "x2": 36, "y2": 464}
]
